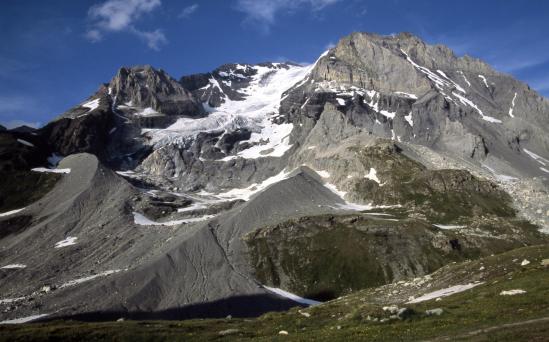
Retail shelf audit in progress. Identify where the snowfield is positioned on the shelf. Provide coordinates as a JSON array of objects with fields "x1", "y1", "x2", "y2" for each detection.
[{"x1": 143, "y1": 63, "x2": 312, "y2": 161}]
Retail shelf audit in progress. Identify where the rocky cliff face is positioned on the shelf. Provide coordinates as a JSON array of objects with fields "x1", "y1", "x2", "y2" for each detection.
[{"x1": 1, "y1": 32, "x2": 548, "y2": 323}]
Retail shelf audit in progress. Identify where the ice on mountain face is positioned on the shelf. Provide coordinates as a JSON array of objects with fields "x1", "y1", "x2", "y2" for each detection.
[
  {"x1": 451, "y1": 92, "x2": 502, "y2": 123},
  {"x1": 133, "y1": 212, "x2": 215, "y2": 226},
  {"x1": 407, "y1": 282, "x2": 484, "y2": 303},
  {"x1": 0, "y1": 314, "x2": 50, "y2": 325},
  {"x1": 17, "y1": 139, "x2": 34, "y2": 147},
  {"x1": 0, "y1": 208, "x2": 25, "y2": 217},
  {"x1": 508, "y1": 92, "x2": 517, "y2": 118},
  {"x1": 54, "y1": 237, "x2": 77, "y2": 248},
  {"x1": 541, "y1": 167, "x2": 549, "y2": 174},
  {"x1": 263, "y1": 286, "x2": 321, "y2": 306},
  {"x1": 433, "y1": 224, "x2": 466, "y2": 229},
  {"x1": 404, "y1": 112, "x2": 414, "y2": 127},
  {"x1": 145, "y1": 64, "x2": 311, "y2": 161},
  {"x1": 1, "y1": 264, "x2": 26, "y2": 269},
  {"x1": 59, "y1": 269, "x2": 124, "y2": 289},
  {"x1": 478, "y1": 75, "x2": 490, "y2": 88},
  {"x1": 32, "y1": 167, "x2": 71, "y2": 174},
  {"x1": 82, "y1": 98, "x2": 100, "y2": 112},
  {"x1": 365, "y1": 168, "x2": 380, "y2": 184}
]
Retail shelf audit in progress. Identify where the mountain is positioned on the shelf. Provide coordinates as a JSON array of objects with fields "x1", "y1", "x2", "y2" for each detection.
[{"x1": 0, "y1": 32, "x2": 548, "y2": 326}]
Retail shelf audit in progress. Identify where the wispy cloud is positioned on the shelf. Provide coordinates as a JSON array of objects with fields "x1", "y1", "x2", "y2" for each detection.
[
  {"x1": 236, "y1": 0, "x2": 341, "y2": 32},
  {"x1": 179, "y1": 4, "x2": 199, "y2": 18},
  {"x1": 86, "y1": 0, "x2": 167, "y2": 50}
]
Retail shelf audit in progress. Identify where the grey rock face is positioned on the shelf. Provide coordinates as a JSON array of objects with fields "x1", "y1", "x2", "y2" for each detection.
[{"x1": 109, "y1": 65, "x2": 202, "y2": 117}]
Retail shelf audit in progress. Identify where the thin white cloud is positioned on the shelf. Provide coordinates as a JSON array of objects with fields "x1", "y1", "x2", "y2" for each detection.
[
  {"x1": 86, "y1": 0, "x2": 166, "y2": 50},
  {"x1": 236, "y1": 0, "x2": 341, "y2": 31},
  {"x1": 179, "y1": 4, "x2": 199, "y2": 18},
  {"x1": 131, "y1": 28, "x2": 167, "y2": 50}
]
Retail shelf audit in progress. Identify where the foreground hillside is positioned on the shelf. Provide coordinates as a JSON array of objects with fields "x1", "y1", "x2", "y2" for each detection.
[{"x1": 1, "y1": 245, "x2": 548, "y2": 341}]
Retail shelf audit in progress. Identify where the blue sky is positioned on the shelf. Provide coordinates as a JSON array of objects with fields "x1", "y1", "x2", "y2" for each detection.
[{"x1": 1, "y1": 0, "x2": 548, "y2": 128}]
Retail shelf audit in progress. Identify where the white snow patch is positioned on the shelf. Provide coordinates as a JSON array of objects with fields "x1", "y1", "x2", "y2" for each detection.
[
  {"x1": 177, "y1": 202, "x2": 208, "y2": 213},
  {"x1": 482, "y1": 164, "x2": 518, "y2": 183},
  {"x1": 520, "y1": 259, "x2": 530, "y2": 266},
  {"x1": 404, "y1": 112, "x2": 413, "y2": 127},
  {"x1": 323, "y1": 182, "x2": 397, "y2": 212},
  {"x1": 407, "y1": 283, "x2": 483, "y2": 303},
  {"x1": 433, "y1": 224, "x2": 466, "y2": 230},
  {"x1": 365, "y1": 168, "x2": 380, "y2": 184},
  {"x1": 200, "y1": 169, "x2": 292, "y2": 201},
  {"x1": 395, "y1": 92, "x2": 418, "y2": 99},
  {"x1": 437, "y1": 70, "x2": 467, "y2": 93},
  {"x1": 316, "y1": 170, "x2": 330, "y2": 178},
  {"x1": 0, "y1": 208, "x2": 25, "y2": 217},
  {"x1": 133, "y1": 212, "x2": 215, "y2": 226},
  {"x1": 523, "y1": 149, "x2": 549, "y2": 166},
  {"x1": 478, "y1": 75, "x2": 490, "y2": 88},
  {"x1": 54, "y1": 236, "x2": 77, "y2": 248},
  {"x1": 540, "y1": 167, "x2": 549, "y2": 174},
  {"x1": 82, "y1": 98, "x2": 100, "y2": 111},
  {"x1": 109, "y1": 127, "x2": 117, "y2": 134},
  {"x1": 17, "y1": 139, "x2": 34, "y2": 147},
  {"x1": 508, "y1": 92, "x2": 517, "y2": 117},
  {"x1": 264, "y1": 286, "x2": 321, "y2": 306},
  {"x1": 452, "y1": 92, "x2": 501, "y2": 123},
  {"x1": 380, "y1": 109, "x2": 396, "y2": 120},
  {"x1": 59, "y1": 269, "x2": 124, "y2": 289},
  {"x1": 0, "y1": 314, "x2": 49, "y2": 324},
  {"x1": 500, "y1": 289, "x2": 526, "y2": 296},
  {"x1": 336, "y1": 97, "x2": 346, "y2": 106},
  {"x1": 31, "y1": 167, "x2": 71, "y2": 174},
  {"x1": 1, "y1": 264, "x2": 26, "y2": 269},
  {"x1": 0, "y1": 297, "x2": 26, "y2": 305},
  {"x1": 136, "y1": 107, "x2": 160, "y2": 116}
]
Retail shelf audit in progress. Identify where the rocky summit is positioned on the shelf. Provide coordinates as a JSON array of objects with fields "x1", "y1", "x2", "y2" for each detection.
[{"x1": 1, "y1": 32, "x2": 549, "y2": 339}]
